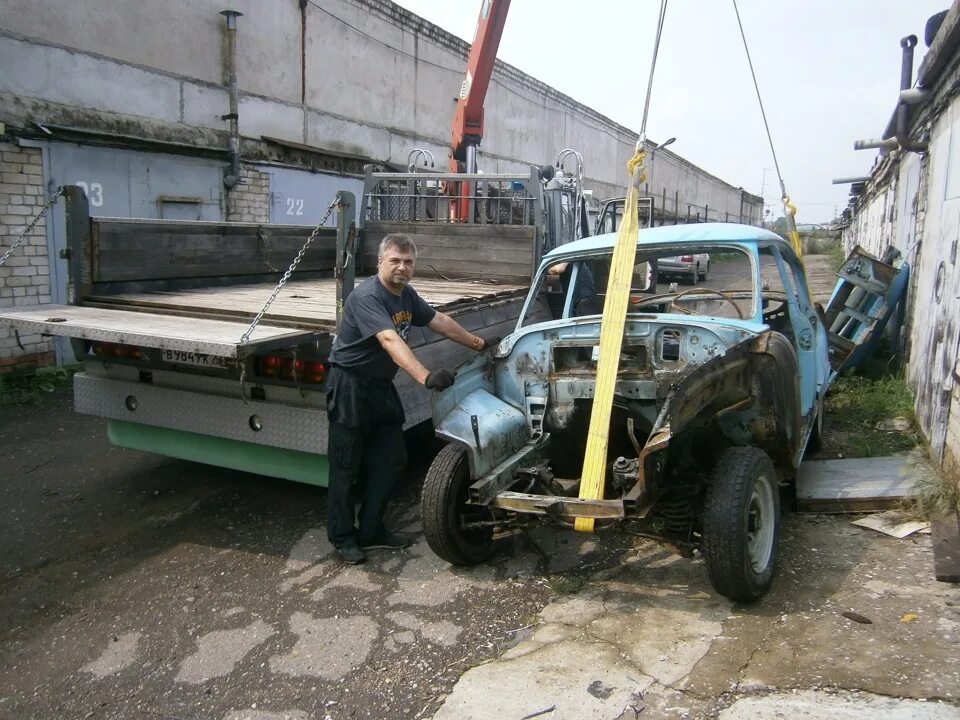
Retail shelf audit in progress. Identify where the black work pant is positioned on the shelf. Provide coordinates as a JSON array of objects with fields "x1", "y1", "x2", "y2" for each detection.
[
  {"x1": 326, "y1": 420, "x2": 407, "y2": 547},
  {"x1": 325, "y1": 366, "x2": 407, "y2": 547}
]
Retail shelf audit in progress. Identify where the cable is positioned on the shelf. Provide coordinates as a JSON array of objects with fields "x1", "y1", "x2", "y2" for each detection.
[
  {"x1": 640, "y1": 0, "x2": 669, "y2": 140},
  {"x1": 731, "y1": 0, "x2": 785, "y2": 199}
]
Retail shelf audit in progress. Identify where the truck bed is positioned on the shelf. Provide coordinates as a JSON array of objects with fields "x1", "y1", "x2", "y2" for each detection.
[{"x1": 86, "y1": 275, "x2": 527, "y2": 329}]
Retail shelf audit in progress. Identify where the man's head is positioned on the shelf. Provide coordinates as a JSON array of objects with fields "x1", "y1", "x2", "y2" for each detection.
[{"x1": 377, "y1": 234, "x2": 417, "y2": 293}]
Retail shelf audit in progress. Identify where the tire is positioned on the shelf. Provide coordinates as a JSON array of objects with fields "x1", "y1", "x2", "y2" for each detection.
[
  {"x1": 421, "y1": 444, "x2": 495, "y2": 566},
  {"x1": 702, "y1": 447, "x2": 780, "y2": 601},
  {"x1": 700, "y1": 261, "x2": 710, "y2": 281}
]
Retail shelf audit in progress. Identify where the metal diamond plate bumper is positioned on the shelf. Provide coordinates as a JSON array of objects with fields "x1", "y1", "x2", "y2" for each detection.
[{"x1": 74, "y1": 373, "x2": 328, "y2": 454}]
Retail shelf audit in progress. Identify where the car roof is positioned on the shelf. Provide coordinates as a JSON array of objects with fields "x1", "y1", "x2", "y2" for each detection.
[{"x1": 544, "y1": 222, "x2": 792, "y2": 260}]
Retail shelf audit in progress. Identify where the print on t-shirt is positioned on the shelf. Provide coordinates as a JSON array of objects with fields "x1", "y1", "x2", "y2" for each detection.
[{"x1": 392, "y1": 310, "x2": 413, "y2": 340}]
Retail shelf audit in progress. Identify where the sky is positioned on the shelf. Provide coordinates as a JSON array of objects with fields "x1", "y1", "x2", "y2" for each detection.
[{"x1": 392, "y1": 0, "x2": 949, "y2": 223}]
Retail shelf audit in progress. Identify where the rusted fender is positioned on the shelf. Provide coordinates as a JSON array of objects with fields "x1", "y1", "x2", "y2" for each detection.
[{"x1": 653, "y1": 331, "x2": 801, "y2": 469}]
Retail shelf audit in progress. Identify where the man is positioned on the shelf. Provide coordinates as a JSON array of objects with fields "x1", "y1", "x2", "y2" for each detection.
[{"x1": 325, "y1": 233, "x2": 497, "y2": 565}]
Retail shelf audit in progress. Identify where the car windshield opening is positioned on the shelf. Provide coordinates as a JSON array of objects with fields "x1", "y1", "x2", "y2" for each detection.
[{"x1": 520, "y1": 245, "x2": 755, "y2": 327}]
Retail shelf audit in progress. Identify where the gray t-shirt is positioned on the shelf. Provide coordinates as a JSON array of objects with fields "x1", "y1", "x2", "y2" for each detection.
[{"x1": 328, "y1": 276, "x2": 436, "y2": 379}]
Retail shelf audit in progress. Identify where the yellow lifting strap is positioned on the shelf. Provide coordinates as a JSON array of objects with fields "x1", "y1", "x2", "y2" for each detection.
[
  {"x1": 782, "y1": 195, "x2": 803, "y2": 260},
  {"x1": 574, "y1": 149, "x2": 647, "y2": 533}
]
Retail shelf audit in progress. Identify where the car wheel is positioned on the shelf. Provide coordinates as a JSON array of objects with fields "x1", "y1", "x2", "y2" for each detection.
[
  {"x1": 701, "y1": 261, "x2": 710, "y2": 281},
  {"x1": 421, "y1": 444, "x2": 495, "y2": 566},
  {"x1": 702, "y1": 447, "x2": 780, "y2": 601}
]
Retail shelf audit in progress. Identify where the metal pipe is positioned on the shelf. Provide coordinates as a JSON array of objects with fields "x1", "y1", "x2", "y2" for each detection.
[
  {"x1": 221, "y1": 10, "x2": 243, "y2": 189},
  {"x1": 465, "y1": 144, "x2": 478, "y2": 174},
  {"x1": 895, "y1": 35, "x2": 928, "y2": 152},
  {"x1": 854, "y1": 137, "x2": 898, "y2": 151},
  {"x1": 900, "y1": 88, "x2": 932, "y2": 105},
  {"x1": 832, "y1": 176, "x2": 872, "y2": 184}
]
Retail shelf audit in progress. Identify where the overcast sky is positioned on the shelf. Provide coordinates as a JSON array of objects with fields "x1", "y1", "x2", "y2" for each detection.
[{"x1": 393, "y1": 0, "x2": 949, "y2": 223}]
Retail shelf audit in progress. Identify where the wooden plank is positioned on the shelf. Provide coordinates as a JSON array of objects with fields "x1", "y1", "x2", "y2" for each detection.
[
  {"x1": 362, "y1": 221, "x2": 536, "y2": 283},
  {"x1": 796, "y1": 456, "x2": 918, "y2": 513},
  {"x1": 931, "y1": 511, "x2": 960, "y2": 583},
  {"x1": 92, "y1": 218, "x2": 337, "y2": 282},
  {"x1": 95, "y1": 276, "x2": 527, "y2": 322}
]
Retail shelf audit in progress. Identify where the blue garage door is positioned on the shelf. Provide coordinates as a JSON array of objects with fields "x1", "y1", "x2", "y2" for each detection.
[{"x1": 266, "y1": 167, "x2": 363, "y2": 227}]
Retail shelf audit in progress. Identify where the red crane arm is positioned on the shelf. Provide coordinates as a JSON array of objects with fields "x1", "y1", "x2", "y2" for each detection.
[{"x1": 449, "y1": 0, "x2": 511, "y2": 167}]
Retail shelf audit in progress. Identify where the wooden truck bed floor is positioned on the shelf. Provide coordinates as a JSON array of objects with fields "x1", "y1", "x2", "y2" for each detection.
[{"x1": 87, "y1": 276, "x2": 527, "y2": 329}]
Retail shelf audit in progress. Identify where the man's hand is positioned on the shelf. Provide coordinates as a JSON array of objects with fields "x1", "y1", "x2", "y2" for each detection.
[
  {"x1": 479, "y1": 336, "x2": 502, "y2": 351},
  {"x1": 424, "y1": 368, "x2": 456, "y2": 391}
]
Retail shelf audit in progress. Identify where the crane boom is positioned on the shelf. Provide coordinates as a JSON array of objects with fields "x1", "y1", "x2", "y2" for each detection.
[{"x1": 449, "y1": 0, "x2": 511, "y2": 175}]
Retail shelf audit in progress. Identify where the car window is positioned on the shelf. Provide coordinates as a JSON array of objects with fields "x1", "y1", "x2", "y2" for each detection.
[{"x1": 519, "y1": 246, "x2": 756, "y2": 328}]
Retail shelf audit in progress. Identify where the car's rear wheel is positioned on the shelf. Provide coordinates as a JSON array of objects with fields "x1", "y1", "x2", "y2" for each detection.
[
  {"x1": 421, "y1": 444, "x2": 495, "y2": 566},
  {"x1": 702, "y1": 447, "x2": 780, "y2": 601}
]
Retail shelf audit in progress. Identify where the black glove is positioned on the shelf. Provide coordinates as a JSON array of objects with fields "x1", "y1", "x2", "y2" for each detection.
[
  {"x1": 480, "y1": 336, "x2": 502, "y2": 351},
  {"x1": 425, "y1": 368, "x2": 456, "y2": 391}
]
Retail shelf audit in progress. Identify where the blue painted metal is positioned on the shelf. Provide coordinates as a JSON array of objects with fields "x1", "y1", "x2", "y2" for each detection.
[
  {"x1": 824, "y1": 247, "x2": 910, "y2": 378},
  {"x1": 433, "y1": 387, "x2": 529, "y2": 479},
  {"x1": 545, "y1": 222, "x2": 786, "y2": 261}
]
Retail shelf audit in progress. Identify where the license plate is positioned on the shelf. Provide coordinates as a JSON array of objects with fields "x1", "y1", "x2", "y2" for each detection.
[{"x1": 162, "y1": 349, "x2": 230, "y2": 368}]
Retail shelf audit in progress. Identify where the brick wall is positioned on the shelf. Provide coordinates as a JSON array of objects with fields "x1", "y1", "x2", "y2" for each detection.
[
  {"x1": 0, "y1": 142, "x2": 54, "y2": 373},
  {"x1": 226, "y1": 165, "x2": 270, "y2": 223}
]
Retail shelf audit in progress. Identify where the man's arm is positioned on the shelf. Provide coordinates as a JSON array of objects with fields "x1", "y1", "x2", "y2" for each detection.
[
  {"x1": 375, "y1": 329, "x2": 430, "y2": 384},
  {"x1": 427, "y1": 312, "x2": 486, "y2": 351}
]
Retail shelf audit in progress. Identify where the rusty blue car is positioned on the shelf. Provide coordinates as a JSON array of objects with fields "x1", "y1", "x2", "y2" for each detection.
[{"x1": 420, "y1": 223, "x2": 902, "y2": 601}]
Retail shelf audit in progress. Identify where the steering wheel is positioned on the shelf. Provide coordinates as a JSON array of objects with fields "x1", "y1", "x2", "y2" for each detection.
[{"x1": 668, "y1": 287, "x2": 745, "y2": 319}]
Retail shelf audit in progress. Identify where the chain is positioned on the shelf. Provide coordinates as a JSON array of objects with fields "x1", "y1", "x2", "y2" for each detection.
[
  {"x1": 240, "y1": 194, "x2": 341, "y2": 344},
  {"x1": 0, "y1": 187, "x2": 65, "y2": 267}
]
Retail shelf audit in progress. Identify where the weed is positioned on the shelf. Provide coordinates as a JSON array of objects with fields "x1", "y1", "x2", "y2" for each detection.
[
  {"x1": 826, "y1": 242, "x2": 847, "y2": 273},
  {"x1": 907, "y1": 446, "x2": 960, "y2": 518},
  {"x1": 0, "y1": 366, "x2": 76, "y2": 406},
  {"x1": 547, "y1": 574, "x2": 587, "y2": 596},
  {"x1": 820, "y1": 372, "x2": 920, "y2": 458}
]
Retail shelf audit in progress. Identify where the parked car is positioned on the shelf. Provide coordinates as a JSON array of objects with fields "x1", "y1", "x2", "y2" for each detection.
[
  {"x1": 419, "y1": 223, "x2": 890, "y2": 601},
  {"x1": 658, "y1": 252, "x2": 710, "y2": 284}
]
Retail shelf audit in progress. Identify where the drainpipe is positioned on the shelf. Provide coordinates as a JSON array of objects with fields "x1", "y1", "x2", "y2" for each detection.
[
  {"x1": 854, "y1": 35, "x2": 928, "y2": 154},
  {"x1": 221, "y1": 10, "x2": 243, "y2": 189},
  {"x1": 895, "y1": 35, "x2": 928, "y2": 152}
]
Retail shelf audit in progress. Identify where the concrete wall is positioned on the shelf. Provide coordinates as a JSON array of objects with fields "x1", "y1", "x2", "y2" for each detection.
[
  {"x1": 840, "y1": 10, "x2": 960, "y2": 470},
  {"x1": 0, "y1": 0, "x2": 762, "y2": 371},
  {"x1": 0, "y1": 143, "x2": 53, "y2": 370},
  {"x1": 0, "y1": 0, "x2": 759, "y2": 221}
]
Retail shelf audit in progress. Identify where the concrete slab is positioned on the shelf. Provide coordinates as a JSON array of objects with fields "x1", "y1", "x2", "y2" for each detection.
[
  {"x1": 796, "y1": 454, "x2": 920, "y2": 512},
  {"x1": 718, "y1": 690, "x2": 960, "y2": 719}
]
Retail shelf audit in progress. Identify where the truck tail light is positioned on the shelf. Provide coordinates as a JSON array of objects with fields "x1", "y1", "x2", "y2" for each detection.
[
  {"x1": 254, "y1": 354, "x2": 327, "y2": 385},
  {"x1": 680, "y1": 255, "x2": 694, "y2": 262},
  {"x1": 256, "y1": 354, "x2": 282, "y2": 377}
]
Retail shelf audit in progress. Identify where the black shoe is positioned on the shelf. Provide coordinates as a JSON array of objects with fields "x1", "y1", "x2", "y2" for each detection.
[
  {"x1": 358, "y1": 530, "x2": 412, "y2": 551},
  {"x1": 335, "y1": 543, "x2": 366, "y2": 565}
]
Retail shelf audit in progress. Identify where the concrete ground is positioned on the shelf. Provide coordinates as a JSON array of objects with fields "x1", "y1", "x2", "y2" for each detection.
[
  {"x1": 3, "y1": 254, "x2": 958, "y2": 720},
  {"x1": 1, "y1": 387, "x2": 959, "y2": 720}
]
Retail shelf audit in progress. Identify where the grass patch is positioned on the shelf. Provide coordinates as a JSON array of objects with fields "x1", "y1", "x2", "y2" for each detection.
[
  {"x1": 0, "y1": 366, "x2": 75, "y2": 406},
  {"x1": 547, "y1": 573, "x2": 587, "y2": 596},
  {"x1": 826, "y1": 242, "x2": 847, "y2": 273},
  {"x1": 821, "y1": 372, "x2": 920, "y2": 458},
  {"x1": 908, "y1": 447, "x2": 960, "y2": 518}
]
